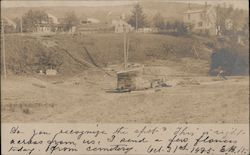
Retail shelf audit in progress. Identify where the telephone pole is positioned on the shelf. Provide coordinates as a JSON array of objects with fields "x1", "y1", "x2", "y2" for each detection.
[
  {"x1": 20, "y1": 16, "x2": 23, "y2": 34},
  {"x1": 123, "y1": 32, "x2": 127, "y2": 70},
  {"x1": 126, "y1": 37, "x2": 129, "y2": 66},
  {"x1": 1, "y1": 20, "x2": 7, "y2": 79},
  {"x1": 135, "y1": 12, "x2": 138, "y2": 32}
]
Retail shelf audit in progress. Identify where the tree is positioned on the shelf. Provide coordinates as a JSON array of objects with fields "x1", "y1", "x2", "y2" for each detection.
[
  {"x1": 172, "y1": 21, "x2": 188, "y2": 35},
  {"x1": 35, "y1": 47, "x2": 62, "y2": 71},
  {"x1": 165, "y1": 21, "x2": 171, "y2": 30},
  {"x1": 127, "y1": 4, "x2": 147, "y2": 30},
  {"x1": 22, "y1": 10, "x2": 49, "y2": 32},
  {"x1": 63, "y1": 12, "x2": 79, "y2": 31},
  {"x1": 215, "y1": 4, "x2": 247, "y2": 35},
  {"x1": 153, "y1": 12, "x2": 165, "y2": 30}
]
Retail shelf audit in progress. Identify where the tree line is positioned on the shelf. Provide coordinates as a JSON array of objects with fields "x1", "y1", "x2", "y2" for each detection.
[
  {"x1": 127, "y1": 3, "x2": 248, "y2": 36},
  {"x1": 3, "y1": 3, "x2": 248, "y2": 36},
  {"x1": 4, "y1": 10, "x2": 79, "y2": 33}
]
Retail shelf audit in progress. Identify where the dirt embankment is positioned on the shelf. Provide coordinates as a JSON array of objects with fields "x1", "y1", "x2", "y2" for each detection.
[
  {"x1": 3, "y1": 33, "x2": 248, "y2": 76},
  {"x1": 3, "y1": 33, "x2": 214, "y2": 76}
]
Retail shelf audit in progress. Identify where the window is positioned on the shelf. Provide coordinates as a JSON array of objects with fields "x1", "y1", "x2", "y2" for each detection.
[{"x1": 188, "y1": 14, "x2": 190, "y2": 20}]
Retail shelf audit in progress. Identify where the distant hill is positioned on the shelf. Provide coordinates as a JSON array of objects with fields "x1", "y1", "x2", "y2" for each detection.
[{"x1": 1, "y1": 1, "x2": 202, "y2": 23}]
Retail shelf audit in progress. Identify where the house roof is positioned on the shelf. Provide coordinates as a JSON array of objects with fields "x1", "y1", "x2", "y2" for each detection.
[
  {"x1": 183, "y1": 9, "x2": 205, "y2": 14},
  {"x1": 112, "y1": 20, "x2": 131, "y2": 26},
  {"x1": 47, "y1": 13, "x2": 59, "y2": 24},
  {"x1": 2, "y1": 17, "x2": 17, "y2": 28}
]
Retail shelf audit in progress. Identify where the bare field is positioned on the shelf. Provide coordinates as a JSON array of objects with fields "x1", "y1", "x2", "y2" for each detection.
[
  {"x1": 1, "y1": 63, "x2": 249, "y2": 123},
  {"x1": 2, "y1": 34, "x2": 249, "y2": 123}
]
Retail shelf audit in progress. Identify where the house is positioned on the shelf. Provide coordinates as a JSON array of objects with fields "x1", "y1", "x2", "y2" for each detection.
[
  {"x1": 33, "y1": 13, "x2": 74, "y2": 33},
  {"x1": 33, "y1": 13, "x2": 59, "y2": 33},
  {"x1": 2, "y1": 17, "x2": 17, "y2": 29},
  {"x1": 34, "y1": 23, "x2": 52, "y2": 33},
  {"x1": 225, "y1": 19, "x2": 233, "y2": 30},
  {"x1": 76, "y1": 23, "x2": 112, "y2": 33},
  {"x1": 137, "y1": 27, "x2": 158, "y2": 33},
  {"x1": 183, "y1": 3, "x2": 218, "y2": 36},
  {"x1": 112, "y1": 20, "x2": 133, "y2": 33},
  {"x1": 1, "y1": 17, "x2": 17, "y2": 33},
  {"x1": 47, "y1": 13, "x2": 59, "y2": 24}
]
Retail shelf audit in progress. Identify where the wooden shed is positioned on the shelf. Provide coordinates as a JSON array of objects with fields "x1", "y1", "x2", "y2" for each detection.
[{"x1": 117, "y1": 68, "x2": 150, "y2": 91}]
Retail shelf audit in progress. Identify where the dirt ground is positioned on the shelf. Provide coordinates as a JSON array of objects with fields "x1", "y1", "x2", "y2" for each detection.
[{"x1": 1, "y1": 61, "x2": 249, "y2": 123}]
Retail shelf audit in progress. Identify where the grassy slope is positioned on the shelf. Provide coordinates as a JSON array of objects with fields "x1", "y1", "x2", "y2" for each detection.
[{"x1": 4, "y1": 33, "x2": 214, "y2": 76}]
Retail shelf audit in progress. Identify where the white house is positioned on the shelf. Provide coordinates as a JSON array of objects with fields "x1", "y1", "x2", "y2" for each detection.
[
  {"x1": 225, "y1": 19, "x2": 233, "y2": 30},
  {"x1": 47, "y1": 13, "x2": 59, "y2": 24},
  {"x1": 34, "y1": 23, "x2": 52, "y2": 33},
  {"x1": 183, "y1": 4, "x2": 218, "y2": 35},
  {"x1": 112, "y1": 20, "x2": 134, "y2": 33},
  {"x1": 137, "y1": 27, "x2": 158, "y2": 33}
]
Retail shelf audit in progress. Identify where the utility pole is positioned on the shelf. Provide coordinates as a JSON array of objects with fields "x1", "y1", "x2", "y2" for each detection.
[
  {"x1": 123, "y1": 32, "x2": 127, "y2": 70},
  {"x1": 20, "y1": 16, "x2": 23, "y2": 34},
  {"x1": 126, "y1": 37, "x2": 129, "y2": 67},
  {"x1": 135, "y1": 12, "x2": 138, "y2": 32},
  {"x1": 1, "y1": 20, "x2": 7, "y2": 79}
]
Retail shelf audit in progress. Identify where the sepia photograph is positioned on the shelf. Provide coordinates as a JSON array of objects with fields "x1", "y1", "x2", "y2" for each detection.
[{"x1": 1, "y1": 0, "x2": 249, "y2": 124}]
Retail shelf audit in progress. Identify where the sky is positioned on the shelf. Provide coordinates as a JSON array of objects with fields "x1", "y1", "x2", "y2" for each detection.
[{"x1": 1, "y1": 0, "x2": 249, "y2": 10}]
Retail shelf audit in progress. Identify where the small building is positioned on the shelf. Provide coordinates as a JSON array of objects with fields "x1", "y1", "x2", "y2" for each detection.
[
  {"x1": 117, "y1": 68, "x2": 149, "y2": 91},
  {"x1": 46, "y1": 69, "x2": 57, "y2": 76},
  {"x1": 183, "y1": 3, "x2": 218, "y2": 36},
  {"x1": 112, "y1": 20, "x2": 134, "y2": 33}
]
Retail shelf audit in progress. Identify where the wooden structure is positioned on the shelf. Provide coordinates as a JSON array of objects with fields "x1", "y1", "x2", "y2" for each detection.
[
  {"x1": 112, "y1": 31, "x2": 150, "y2": 92},
  {"x1": 117, "y1": 69, "x2": 141, "y2": 91}
]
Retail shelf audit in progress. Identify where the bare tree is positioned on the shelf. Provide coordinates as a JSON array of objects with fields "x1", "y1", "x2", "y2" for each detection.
[
  {"x1": 127, "y1": 4, "x2": 147, "y2": 30},
  {"x1": 153, "y1": 12, "x2": 165, "y2": 30},
  {"x1": 62, "y1": 11, "x2": 79, "y2": 31}
]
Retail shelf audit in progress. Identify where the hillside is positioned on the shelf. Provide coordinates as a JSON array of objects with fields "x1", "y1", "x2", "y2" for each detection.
[
  {"x1": 4, "y1": 33, "x2": 215, "y2": 76},
  {"x1": 2, "y1": 33, "x2": 249, "y2": 124},
  {"x1": 1, "y1": 2, "x2": 199, "y2": 22},
  {"x1": 3, "y1": 32, "x2": 249, "y2": 77}
]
